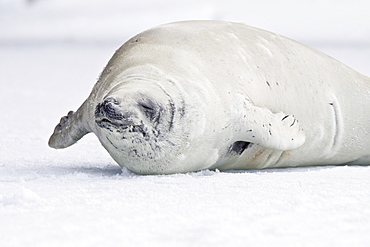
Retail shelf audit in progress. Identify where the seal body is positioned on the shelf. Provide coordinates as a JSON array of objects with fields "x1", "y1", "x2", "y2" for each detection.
[{"x1": 49, "y1": 21, "x2": 370, "y2": 174}]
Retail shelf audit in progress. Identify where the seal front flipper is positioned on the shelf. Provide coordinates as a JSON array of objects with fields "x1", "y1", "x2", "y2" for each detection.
[
  {"x1": 48, "y1": 101, "x2": 91, "y2": 149},
  {"x1": 240, "y1": 105, "x2": 306, "y2": 151}
]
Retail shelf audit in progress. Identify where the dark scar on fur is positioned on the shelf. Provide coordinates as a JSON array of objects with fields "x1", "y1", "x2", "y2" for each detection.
[{"x1": 229, "y1": 141, "x2": 253, "y2": 155}]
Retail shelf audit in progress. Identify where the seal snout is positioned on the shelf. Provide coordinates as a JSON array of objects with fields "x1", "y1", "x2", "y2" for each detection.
[
  {"x1": 96, "y1": 97, "x2": 123, "y2": 120},
  {"x1": 95, "y1": 97, "x2": 135, "y2": 129}
]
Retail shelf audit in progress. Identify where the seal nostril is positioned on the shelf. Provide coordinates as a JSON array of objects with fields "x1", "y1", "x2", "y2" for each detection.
[
  {"x1": 104, "y1": 97, "x2": 120, "y2": 105},
  {"x1": 105, "y1": 105, "x2": 123, "y2": 121}
]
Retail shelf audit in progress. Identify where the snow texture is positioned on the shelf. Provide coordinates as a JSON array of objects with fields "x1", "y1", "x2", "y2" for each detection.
[{"x1": 1, "y1": 0, "x2": 370, "y2": 246}]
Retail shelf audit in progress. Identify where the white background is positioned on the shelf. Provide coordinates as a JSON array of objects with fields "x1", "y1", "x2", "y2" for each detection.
[{"x1": 0, "y1": 1, "x2": 369, "y2": 246}]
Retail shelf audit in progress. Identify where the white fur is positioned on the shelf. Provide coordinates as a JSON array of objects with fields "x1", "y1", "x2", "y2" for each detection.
[{"x1": 49, "y1": 21, "x2": 370, "y2": 174}]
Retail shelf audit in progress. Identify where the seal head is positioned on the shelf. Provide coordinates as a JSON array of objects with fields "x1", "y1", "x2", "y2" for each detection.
[{"x1": 93, "y1": 80, "x2": 185, "y2": 174}]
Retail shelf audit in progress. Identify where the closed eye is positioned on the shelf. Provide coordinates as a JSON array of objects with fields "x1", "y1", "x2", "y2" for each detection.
[
  {"x1": 138, "y1": 102, "x2": 158, "y2": 121},
  {"x1": 140, "y1": 103, "x2": 155, "y2": 112}
]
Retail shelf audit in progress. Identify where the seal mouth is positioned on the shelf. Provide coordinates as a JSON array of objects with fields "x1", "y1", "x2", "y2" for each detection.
[
  {"x1": 96, "y1": 118, "x2": 130, "y2": 129},
  {"x1": 95, "y1": 110, "x2": 136, "y2": 132},
  {"x1": 96, "y1": 116, "x2": 147, "y2": 136}
]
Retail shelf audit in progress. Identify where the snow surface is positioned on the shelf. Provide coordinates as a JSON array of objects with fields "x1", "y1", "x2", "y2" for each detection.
[{"x1": 1, "y1": 0, "x2": 370, "y2": 246}]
